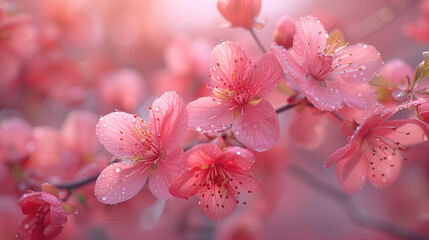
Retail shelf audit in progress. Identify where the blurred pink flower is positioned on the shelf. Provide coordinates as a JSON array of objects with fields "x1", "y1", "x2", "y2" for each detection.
[
  {"x1": 417, "y1": 101, "x2": 429, "y2": 123},
  {"x1": 274, "y1": 15, "x2": 296, "y2": 49},
  {"x1": 326, "y1": 101, "x2": 429, "y2": 194},
  {"x1": 95, "y1": 91, "x2": 188, "y2": 204},
  {"x1": 403, "y1": 0, "x2": 429, "y2": 43},
  {"x1": 217, "y1": 0, "x2": 265, "y2": 29},
  {"x1": 17, "y1": 183, "x2": 75, "y2": 240},
  {"x1": 272, "y1": 16, "x2": 382, "y2": 111},
  {"x1": 0, "y1": 117, "x2": 34, "y2": 164},
  {"x1": 187, "y1": 41, "x2": 282, "y2": 152},
  {"x1": 169, "y1": 143, "x2": 261, "y2": 220}
]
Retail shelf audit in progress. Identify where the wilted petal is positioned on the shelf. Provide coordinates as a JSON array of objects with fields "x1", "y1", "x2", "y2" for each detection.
[
  {"x1": 95, "y1": 161, "x2": 150, "y2": 204},
  {"x1": 233, "y1": 100, "x2": 279, "y2": 152}
]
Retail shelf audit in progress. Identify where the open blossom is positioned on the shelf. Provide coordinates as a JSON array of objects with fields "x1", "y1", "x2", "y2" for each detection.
[
  {"x1": 272, "y1": 16, "x2": 382, "y2": 111},
  {"x1": 217, "y1": 0, "x2": 265, "y2": 29},
  {"x1": 187, "y1": 41, "x2": 282, "y2": 152},
  {"x1": 169, "y1": 143, "x2": 261, "y2": 220},
  {"x1": 326, "y1": 101, "x2": 429, "y2": 194},
  {"x1": 17, "y1": 183, "x2": 75, "y2": 240},
  {"x1": 95, "y1": 91, "x2": 187, "y2": 204}
]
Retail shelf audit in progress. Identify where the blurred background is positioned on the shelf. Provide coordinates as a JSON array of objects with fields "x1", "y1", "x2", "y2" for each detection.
[{"x1": 1, "y1": 0, "x2": 428, "y2": 239}]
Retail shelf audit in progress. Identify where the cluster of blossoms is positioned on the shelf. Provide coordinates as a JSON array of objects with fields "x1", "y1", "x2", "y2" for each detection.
[{"x1": 2, "y1": 0, "x2": 429, "y2": 239}]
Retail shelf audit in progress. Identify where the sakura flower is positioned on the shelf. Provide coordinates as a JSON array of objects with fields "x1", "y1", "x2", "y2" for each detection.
[
  {"x1": 169, "y1": 143, "x2": 261, "y2": 220},
  {"x1": 326, "y1": 101, "x2": 429, "y2": 194},
  {"x1": 95, "y1": 91, "x2": 187, "y2": 204},
  {"x1": 217, "y1": 0, "x2": 265, "y2": 29},
  {"x1": 272, "y1": 16, "x2": 383, "y2": 111},
  {"x1": 17, "y1": 183, "x2": 76, "y2": 240},
  {"x1": 187, "y1": 41, "x2": 282, "y2": 152}
]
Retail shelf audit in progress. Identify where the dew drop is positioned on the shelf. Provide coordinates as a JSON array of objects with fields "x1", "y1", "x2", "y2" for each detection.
[
  {"x1": 195, "y1": 127, "x2": 202, "y2": 132},
  {"x1": 115, "y1": 167, "x2": 121, "y2": 173},
  {"x1": 208, "y1": 115, "x2": 216, "y2": 120},
  {"x1": 234, "y1": 131, "x2": 240, "y2": 136},
  {"x1": 102, "y1": 123, "x2": 107, "y2": 128},
  {"x1": 154, "y1": 107, "x2": 160, "y2": 112},
  {"x1": 251, "y1": 122, "x2": 259, "y2": 129},
  {"x1": 423, "y1": 135, "x2": 428, "y2": 141},
  {"x1": 392, "y1": 90, "x2": 406, "y2": 100},
  {"x1": 101, "y1": 196, "x2": 108, "y2": 201},
  {"x1": 123, "y1": 115, "x2": 127, "y2": 120},
  {"x1": 243, "y1": 122, "x2": 249, "y2": 127}
]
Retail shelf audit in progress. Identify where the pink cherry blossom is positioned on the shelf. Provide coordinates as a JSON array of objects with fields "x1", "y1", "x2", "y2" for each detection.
[
  {"x1": 187, "y1": 41, "x2": 282, "y2": 152},
  {"x1": 274, "y1": 15, "x2": 296, "y2": 49},
  {"x1": 272, "y1": 16, "x2": 382, "y2": 111},
  {"x1": 17, "y1": 183, "x2": 74, "y2": 240},
  {"x1": 95, "y1": 91, "x2": 188, "y2": 204},
  {"x1": 326, "y1": 100, "x2": 429, "y2": 194},
  {"x1": 169, "y1": 143, "x2": 261, "y2": 220},
  {"x1": 217, "y1": 0, "x2": 265, "y2": 29}
]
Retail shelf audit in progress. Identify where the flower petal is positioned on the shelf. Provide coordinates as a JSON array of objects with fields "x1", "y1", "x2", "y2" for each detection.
[
  {"x1": 271, "y1": 45, "x2": 307, "y2": 81},
  {"x1": 187, "y1": 97, "x2": 234, "y2": 133},
  {"x1": 184, "y1": 143, "x2": 222, "y2": 167},
  {"x1": 293, "y1": 16, "x2": 327, "y2": 60},
  {"x1": 297, "y1": 80, "x2": 343, "y2": 111},
  {"x1": 149, "y1": 146, "x2": 185, "y2": 199},
  {"x1": 245, "y1": 52, "x2": 283, "y2": 98},
  {"x1": 333, "y1": 79, "x2": 377, "y2": 110},
  {"x1": 44, "y1": 204, "x2": 67, "y2": 239},
  {"x1": 336, "y1": 151, "x2": 368, "y2": 194},
  {"x1": 333, "y1": 43, "x2": 382, "y2": 84},
  {"x1": 326, "y1": 143, "x2": 355, "y2": 168},
  {"x1": 233, "y1": 100, "x2": 279, "y2": 152},
  {"x1": 199, "y1": 184, "x2": 237, "y2": 220},
  {"x1": 148, "y1": 91, "x2": 188, "y2": 153},
  {"x1": 169, "y1": 167, "x2": 206, "y2": 199},
  {"x1": 210, "y1": 41, "x2": 251, "y2": 88},
  {"x1": 382, "y1": 119, "x2": 429, "y2": 146},
  {"x1": 365, "y1": 145, "x2": 402, "y2": 188},
  {"x1": 224, "y1": 147, "x2": 255, "y2": 170},
  {"x1": 95, "y1": 161, "x2": 150, "y2": 204},
  {"x1": 96, "y1": 112, "x2": 146, "y2": 158}
]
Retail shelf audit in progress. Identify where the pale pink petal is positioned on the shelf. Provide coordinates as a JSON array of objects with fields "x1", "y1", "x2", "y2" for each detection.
[
  {"x1": 233, "y1": 100, "x2": 279, "y2": 152},
  {"x1": 293, "y1": 16, "x2": 327, "y2": 60},
  {"x1": 246, "y1": 52, "x2": 283, "y2": 98},
  {"x1": 297, "y1": 80, "x2": 343, "y2": 110},
  {"x1": 379, "y1": 59, "x2": 414, "y2": 85},
  {"x1": 96, "y1": 112, "x2": 146, "y2": 158},
  {"x1": 228, "y1": 170, "x2": 261, "y2": 193},
  {"x1": 169, "y1": 167, "x2": 206, "y2": 198},
  {"x1": 148, "y1": 91, "x2": 187, "y2": 153},
  {"x1": 274, "y1": 15, "x2": 296, "y2": 49},
  {"x1": 333, "y1": 79, "x2": 377, "y2": 110},
  {"x1": 187, "y1": 97, "x2": 234, "y2": 133},
  {"x1": 199, "y1": 184, "x2": 237, "y2": 220},
  {"x1": 365, "y1": 146, "x2": 402, "y2": 188},
  {"x1": 210, "y1": 41, "x2": 251, "y2": 88},
  {"x1": 271, "y1": 46, "x2": 307, "y2": 81},
  {"x1": 224, "y1": 147, "x2": 255, "y2": 170},
  {"x1": 336, "y1": 152, "x2": 369, "y2": 194},
  {"x1": 381, "y1": 119, "x2": 429, "y2": 146},
  {"x1": 288, "y1": 107, "x2": 328, "y2": 150},
  {"x1": 95, "y1": 161, "x2": 150, "y2": 204},
  {"x1": 333, "y1": 44, "x2": 382, "y2": 84},
  {"x1": 149, "y1": 146, "x2": 185, "y2": 199}
]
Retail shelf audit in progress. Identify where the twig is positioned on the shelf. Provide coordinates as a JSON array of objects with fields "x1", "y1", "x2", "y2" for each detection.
[
  {"x1": 249, "y1": 28, "x2": 266, "y2": 53},
  {"x1": 288, "y1": 164, "x2": 429, "y2": 240}
]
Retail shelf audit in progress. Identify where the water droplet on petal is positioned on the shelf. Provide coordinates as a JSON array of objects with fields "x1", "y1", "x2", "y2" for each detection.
[
  {"x1": 392, "y1": 90, "x2": 406, "y2": 100},
  {"x1": 195, "y1": 127, "x2": 202, "y2": 132},
  {"x1": 234, "y1": 131, "x2": 240, "y2": 136},
  {"x1": 208, "y1": 115, "x2": 216, "y2": 120},
  {"x1": 251, "y1": 122, "x2": 259, "y2": 129},
  {"x1": 154, "y1": 107, "x2": 160, "y2": 112},
  {"x1": 243, "y1": 122, "x2": 249, "y2": 127},
  {"x1": 115, "y1": 167, "x2": 121, "y2": 173},
  {"x1": 101, "y1": 196, "x2": 108, "y2": 201},
  {"x1": 102, "y1": 124, "x2": 107, "y2": 128}
]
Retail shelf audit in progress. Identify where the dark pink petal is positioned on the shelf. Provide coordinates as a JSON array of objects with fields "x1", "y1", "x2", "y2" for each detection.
[
  {"x1": 274, "y1": 15, "x2": 296, "y2": 49},
  {"x1": 293, "y1": 16, "x2": 327, "y2": 60},
  {"x1": 44, "y1": 204, "x2": 66, "y2": 239},
  {"x1": 332, "y1": 79, "x2": 377, "y2": 110},
  {"x1": 149, "y1": 146, "x2": 185, "y2": 199},
  {"x1": 224, "y1": 147, "x2": 255, "y2": 170},
  {"x1": 336, "y1": 151, "x2": 368, "y2": 194},
  {"x1": 365, "y1": 145, "x2": 402, "y2": 188},
  {"x1": 95, "y1": 161, "x2": 150, "y2": 204},
  {"x1": 246, "y1": 52, "x2": 283, "y2": 98},
  {"x1": 228, "y1": 170, "x2": 261, "y2": 193},
  {"x1": 148, "y1": 91, "x2": 187, "y2": 153},
  {"x1": 199, "y1": 184, "x2": 237, "y2": 220},
  {"x1": 184, "y1": 143, "x2": 222, "y2": 167},
  {"x1": 187, "y1": 97, "x2": 234, "y2": 133},
  {"x1": 333, "y1": 44, "x2": 382, "y2": 84},
  {"x1": 381, "y1": 119, "x2": 429, "y2": 146},
  {"x1": 96, "y1": 112, "x2": 146, "y2": 158},
  {"x1": 326, "y1": 143, "x2": 356, "y2": 168},
  {"x1": 217, "y1": 0, "x2": 262, "y2": 29},
  {"x1": 210, "y1": 41, "x2": 251, "y2": 88},
  {"x1": 233, "y1": 100, "x2": 279, "y2": 152},
  {"x1": 169, "y1": 167, "x2": 206, "y2": 198}
]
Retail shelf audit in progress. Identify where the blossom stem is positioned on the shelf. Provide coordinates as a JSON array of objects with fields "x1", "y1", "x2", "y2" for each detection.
[
  {"x1": 288, "y1": 164, "x2": 428, "y2": 240},
  {"x1": 276, "y1": 103, "x2": 299, "y2": 114},
  {"x1": 249, "y1": 28, "x2": 267, "y2": 53},
  {"x1": 329, "y1": 111, "x2": 345, "y2": 122}
]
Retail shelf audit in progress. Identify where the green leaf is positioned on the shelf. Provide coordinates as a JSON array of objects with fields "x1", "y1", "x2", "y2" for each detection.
[
  {"x1": 412, "y1": 51, "x2": 429, "y2": 87},
  {"x1": 76, "y1": 193, "x2": 88, "y2": 209}
]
